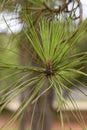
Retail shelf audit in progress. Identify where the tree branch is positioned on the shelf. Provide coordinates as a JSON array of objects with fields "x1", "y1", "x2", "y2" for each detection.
[
  {"x1": 43, "y1": 0, "x2": 72, "y2": 14},
  {"x1": 78, "y1": 0, "x2": 83, "y2": 25}
]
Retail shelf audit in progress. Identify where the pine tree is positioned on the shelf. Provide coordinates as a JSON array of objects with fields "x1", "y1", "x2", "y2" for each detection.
[{"x1": 0, "y1": 1, "x2": 87, "y2": 130}]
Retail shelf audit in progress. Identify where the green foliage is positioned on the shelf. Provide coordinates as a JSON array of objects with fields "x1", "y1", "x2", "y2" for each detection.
[
  {"x1": 0, "y1": 1, "x2": 87, "y2": 130},
  {"x1": 0, "y1": 16, "x2": 87, "y2": 129}
]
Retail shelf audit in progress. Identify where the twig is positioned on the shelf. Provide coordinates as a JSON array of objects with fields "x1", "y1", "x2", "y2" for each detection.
[
  {"x1": 43, "y1": 0, "x2": 72, "y2": 13},
  {"x1": 78, "y1": 0, "x2": 83, "y2": 25}
]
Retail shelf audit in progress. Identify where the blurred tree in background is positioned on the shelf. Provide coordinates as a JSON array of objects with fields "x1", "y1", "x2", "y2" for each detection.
[{"x1": 0, "y1": 1, "x2": 87, "y2": 130}]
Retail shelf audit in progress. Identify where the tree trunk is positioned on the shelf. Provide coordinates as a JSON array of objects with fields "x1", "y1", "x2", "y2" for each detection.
[{"x1": 18, "y1": 39, "x2": 54, "y2": 130}]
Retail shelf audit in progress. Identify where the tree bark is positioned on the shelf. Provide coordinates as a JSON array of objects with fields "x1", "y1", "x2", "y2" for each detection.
[{"x1": 18, "y1": 38, "x2": 54, "y2": 130}]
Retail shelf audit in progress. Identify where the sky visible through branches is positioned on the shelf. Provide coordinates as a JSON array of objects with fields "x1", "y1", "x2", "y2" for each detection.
[{"x1": 0, "y1": 0, "x2": 87, "y2": 33}]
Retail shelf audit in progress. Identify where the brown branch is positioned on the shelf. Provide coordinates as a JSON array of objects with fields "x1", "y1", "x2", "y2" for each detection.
[
  {"x1": 43, "y1": 0, "x2": 72, "y2": 14},
  {"x1": 78, "y1": 0, "x2": 83, "y2": 25},
  {"x1": 71, "y1": 16, "x2": 80, "y2": 20},
  {"x1": 64, "y1": 3, "x2": 79, "y2": 13}
]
